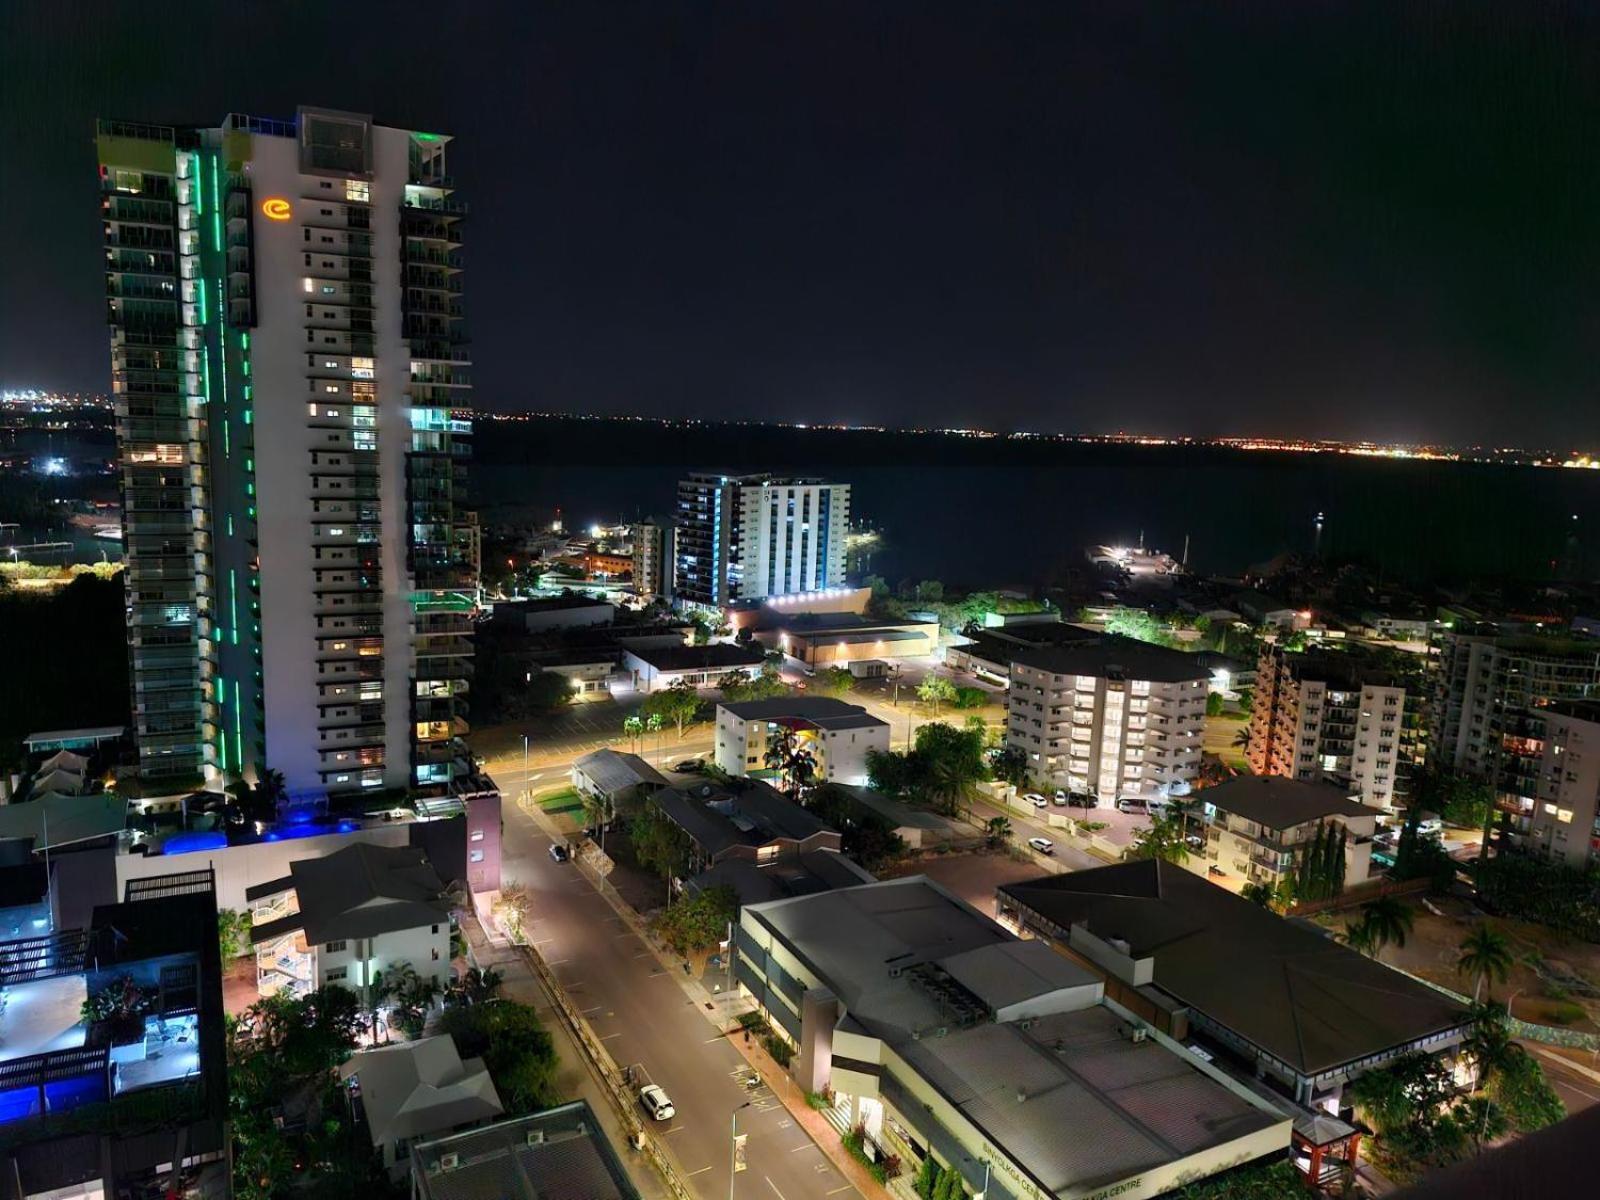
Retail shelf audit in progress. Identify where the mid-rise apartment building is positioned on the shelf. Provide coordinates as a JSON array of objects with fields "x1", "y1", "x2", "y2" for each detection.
[
  {"x1": 98, "y1": 107, "x2": 478, "y2": 798},
  {"x1": 1501, "y1": 701, "x2": 1600, "y2": 869},
  {"x1": 631, "y1": 519, "x2": 673, "y2": 601},
  {"x1": 1431, "y1": 629, "x2": 1600, "y2": 778},
  {"x1": 247, "y1": 840, "x2": 452, "y2": 1001},
  {"x1": 1005, "y1": 637, "x2": 1208, "y2": 801},
  {"x1": 1247, "y1": 644, "x2": 1414, "y2": 810},
  {"x1": 1195, "y1": 775, "x2": 1377, "y2": 894},
  {"x1": 673, "y1": 472, "x2": 849, "y2": 607},
  {"x1": 713, "y1": 696, "x2": 890, "y2": 786}
]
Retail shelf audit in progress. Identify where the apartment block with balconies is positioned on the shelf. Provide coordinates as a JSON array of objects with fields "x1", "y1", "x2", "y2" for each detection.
[
  {"x1": 1247, "y1": 644, "x2": 1414, "y2": 810},
  {"x1": 100, "y1": 108, "x2": 479, "y2": 801},
  {"x1": 1004, "y1": 636, "x2": 1209, "y2": 802}
]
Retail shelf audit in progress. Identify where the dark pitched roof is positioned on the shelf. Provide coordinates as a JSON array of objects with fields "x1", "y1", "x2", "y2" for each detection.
[
  {"x1": 1202, "y1": 776, "x2": 1371, "y2": 829},
  {"x1": 287, "y1": 842, "x2": 449, "y2": 944},
  {"x1": 719, "y1": 696, "x2": 888, "y2": 730},
  {"x1": 1010, "y1": 635, "x2": 1212, "y2": 684},
  {"x1": 652, "y1": 780, "x2": 837, "y2": 858},
  {"x1": 999, "y1": 860, "x2": 1470, "y2": 1077},
  {"x1": 626, "y1": 642, "x2": 766, "y2": 672}
]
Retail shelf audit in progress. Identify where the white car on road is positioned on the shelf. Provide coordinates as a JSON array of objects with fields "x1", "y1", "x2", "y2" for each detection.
[
  {"x1": 1027, "y1": 836, "x2": 1055, "y2": 856},
  {"x1": 640, "y1": 1083, "x2": 675, "y2": 1121}
]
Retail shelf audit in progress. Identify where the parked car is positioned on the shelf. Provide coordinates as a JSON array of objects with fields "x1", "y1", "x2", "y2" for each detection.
[
  {"x1": 671, "y1": 758, "x2": 705, "y2": 773},
  {"x1": 1024, "y1": 792, "x2": 1049, "y2": 809},
  {"x1": 1066, "y1": 792, "x2": 1097, "y2": 809},
  {"x1": 1115, "y1": 797, "x2": 1148, "y2": 814},
  {"x1": 1027, "y1": 836, "x2": 1055, "y2": 856},
  {"x1": 639, "y1": 1084, "x2": 675, "y2": 1121},
  {"x1": 1207, "y1": 865, "x2": 1226, "y2": 877},
  {"x1": 1051, "y1": 790, "x2": 1069, "y2": 806},
  {"x1": 548, "y1": 843, "x2": 569, "y2": 863}
]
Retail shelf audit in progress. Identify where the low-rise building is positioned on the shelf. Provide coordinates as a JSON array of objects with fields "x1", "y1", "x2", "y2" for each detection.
[
  {"x1": 0, "y1": 868, "x2": 230, "y2": 1200},
  {"x1": 1195, "y1": 776, "x2": 1377, "y2": 894},
  {"x1": 339, "y1": 1035, "x2": 504, "y2": 1179},
  {"x1": 822, "y1": 784, "x2": 966, "y2": 849},
  {"x1": 714, "y1": 697, "x2": 890, "y2": 786},
  {"x1": 997, "y1": 861, "x2": 1472, "y2": 1112},
  {"x1": 572, "y1": 748, "x2": 669, "y2": 812},
  {"x1": 1004, "y1": 636, "x2": 1209, "y2": 802},
  {"x1": 751, "y1": 611, "x2": 940, "y2": 668},
  {"x1": 411, "y1": 1100, "x2": 639, "y2": 1200},
  {"x1": 620, "y1": 642, "x2": 766, "y2": 693},
  {"x1": 1247, "y1": 644, "x2": 1415, "y2": 810},
  {"x1": 652, "y1": 779, "x2": 841, "y2": 876},
  {"x1": 247, "y1": 842, "x2": 452, "y2": 1002},
  {"x1": 501, "y1": 594, "x2": 617, "y2": 632},
  {"x1": 737, "y1": 877, "x2": 1291, "y2": 1200}
]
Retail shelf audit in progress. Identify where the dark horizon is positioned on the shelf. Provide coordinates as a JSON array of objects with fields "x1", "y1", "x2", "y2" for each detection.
[{"x1": 8, "y1": 2, "x2": 1600, "y2": 445}]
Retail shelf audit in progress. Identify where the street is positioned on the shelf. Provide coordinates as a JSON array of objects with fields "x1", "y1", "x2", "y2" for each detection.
[{"x1": 499, "y1": 786, "x2": 865, "y2": 1200}]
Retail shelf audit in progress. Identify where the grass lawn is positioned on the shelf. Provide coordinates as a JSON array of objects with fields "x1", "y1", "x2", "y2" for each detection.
[{"x1": 538, "y1": 787, "x2": 586, "y2": 816}]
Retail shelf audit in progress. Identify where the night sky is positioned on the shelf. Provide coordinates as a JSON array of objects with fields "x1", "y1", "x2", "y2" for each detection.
[{"x1": 7, "y1": 1, "x2": 1600, "y2": 444}]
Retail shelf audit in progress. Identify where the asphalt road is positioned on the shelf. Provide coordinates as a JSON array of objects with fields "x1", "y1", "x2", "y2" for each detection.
[{"x1": 501, "y1": 794, "x2": 864, "y2": 1200}]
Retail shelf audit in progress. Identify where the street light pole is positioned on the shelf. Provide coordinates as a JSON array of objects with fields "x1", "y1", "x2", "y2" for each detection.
[
  {"x1": 523, "y1": 733, "x2": 530, "y2": 798},
  {"x1": 729, "y1": 1100, "x2": 752, "y2": 1200}
]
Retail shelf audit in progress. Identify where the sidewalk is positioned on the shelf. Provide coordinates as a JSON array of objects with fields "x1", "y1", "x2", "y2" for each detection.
[
  {"x1": 461, "y1": 913, "x2": 672, "y2": 1200},
  {"x1": 724, "y1": 1027, "x2": 893, "y2": 1200}
]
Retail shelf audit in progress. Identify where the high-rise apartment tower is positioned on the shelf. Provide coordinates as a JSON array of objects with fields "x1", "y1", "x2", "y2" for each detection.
[
  {"x1": 98, "y1": 107, "x2": 478, "y2": 797},
  {"x1": 673, "y1": 472, "x2": 849, "y2": 607}
]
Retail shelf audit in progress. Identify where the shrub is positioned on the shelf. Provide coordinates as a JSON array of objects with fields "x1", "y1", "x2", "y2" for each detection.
[
  {"x1": 1545, "y1": 1001, "x2": 1586, "y2": 1026},
  {"x1": 762, "y1": 1033, "x2": 794, "y2": 1067}
]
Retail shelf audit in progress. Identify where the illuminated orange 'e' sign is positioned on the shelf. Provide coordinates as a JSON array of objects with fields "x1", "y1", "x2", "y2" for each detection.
[{"x1": 261, "y1": 198, "x2": 292, "y2": 221}]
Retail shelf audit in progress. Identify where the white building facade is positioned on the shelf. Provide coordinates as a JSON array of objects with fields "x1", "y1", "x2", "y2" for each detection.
[
  {"x1": 673, "y1": 473, "x2": 849, "y2": 607},
  {"x1": 99, "y1": 107, "x2": 477, "y2": 798},
  {"x1": 714, "y1": 698, "x2": 890, "y2": 786},
  {"x1": 1006, "y1": 642, "x2": 1207, "y2": 801}
]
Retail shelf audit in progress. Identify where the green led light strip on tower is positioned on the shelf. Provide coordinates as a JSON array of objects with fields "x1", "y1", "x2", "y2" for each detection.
[{"x1": 234, "y1": 678, "x2": 244, "y2": 771}]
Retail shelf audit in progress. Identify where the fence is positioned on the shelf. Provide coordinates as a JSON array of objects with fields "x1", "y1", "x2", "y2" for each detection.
[{"x1": 1286, "y1": 875, "x2": 1432, "y2": 917}]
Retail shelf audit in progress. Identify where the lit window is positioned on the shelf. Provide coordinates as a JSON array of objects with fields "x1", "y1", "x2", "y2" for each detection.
[
  {"x1": 324, "y1": 384, "x2": 339, "y2": 393},
  {"x1": 345, "y1": 180, "x2": 370, "y2": 202},
  {"x1": 303, "y1": 278, "x2": 315, "y2": 293},
  {"x1": 322, "y1": 285, "x2": 336, "y2": 295},
  {"x1": 324, "y1": 359, "x2": 339, "y2": 369}
]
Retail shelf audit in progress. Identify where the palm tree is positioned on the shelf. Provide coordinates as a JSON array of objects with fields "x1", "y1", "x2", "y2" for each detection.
[
  {"x1": 1463, "y1": 1001, "x2": 1514, "y2": 1088},
  {"x1": 985, "y1": 816, "x2": 1012, "y2": 848},
  {"x1": 1458, "y1": 925, "x2": 1514, "y2": 1003},
  {"x1": 446, "y1": 966, "x2": 504, "y2": 1008},
  {"x1": 623, "y1": 714, "x2": 644, "y2": 752},
  {"x1": 1342, "y1": 919, "x2": 1379, "y2": 957},
  {"x1": 1357, "y1": 895, "x2": 1415, "y2": 960},
  {"x1": 1231, "y1": 727, "x2": 1252, "y2": 750},
  {"x1": 1239, "y1": 882, "x2": 1274, "y2": 908}
]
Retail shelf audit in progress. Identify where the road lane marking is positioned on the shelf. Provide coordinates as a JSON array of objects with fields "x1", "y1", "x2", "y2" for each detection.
[{"x1": 765, "y1": 1179, "x2": 789, "y2": 1200}]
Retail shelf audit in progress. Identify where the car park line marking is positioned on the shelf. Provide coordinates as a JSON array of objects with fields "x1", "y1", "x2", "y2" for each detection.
[
  {"x1": 687, "y1": 1167, "x2": 713, "y2": 1177},
  {"x1": 600, "y1": 1032, "x2": 622, "y2": 1040},
  {"x1": 827, "y1": 1186, "x2": 854, "y2": 1194},
  {"x1": 789, "y1": 1142, "x2": 818, "y2": 1153},
  {"x1": 765, "y1": 1179, "x2": 789, "y2": 1200}
]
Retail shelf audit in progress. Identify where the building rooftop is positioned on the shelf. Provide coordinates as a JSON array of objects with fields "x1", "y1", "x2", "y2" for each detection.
[
  {"x1": 719, "y1": 696, "x2": 889, "y2": 730},
  {"x1": 1202, "y1": 776, "x2": 1371, "y2": 829},
  {"x1": 1010, "y1": 635, "x2": 1211, "y2": 684},
  {"x1": 687, "y1": 849, "x2": 876, "y2": 907},
  {"x1": 515, "y1": 594, "x2": 615, "y2": 613},
  {"x1": 411, "y1": 1100, "x2": 639, "y2": 1200},
  {"x1": 572, "y1": 748, "x2": 668, "y2": 795},
  {"x1": 0, "y1": 793, "x2": 127, "y2": 851},
  {"x1": 747, "y1": 877, "x2": 1284, "y2": 1196},
  {"x1": 653, "y1": 779, "x2": 837, "y2": 858},
  {"x1": 999, "y1": 860, "x2": 1470, "y2": 1077},
  {"x1": 625, "y1": 642, "x2": 766, "y2": 672},
  {"x1": 247, "y1": 842, "x2": 449, "y2": 945},
  {"x1": 896, "y1": 1003, "x2": 1279, "y2": 1195},
  {"x1": 339, "y1": 1035, "x2": 503, "y2": 1151},
  {"x1": 829, "y1": 784, "x2": 955, "y2": 832}
]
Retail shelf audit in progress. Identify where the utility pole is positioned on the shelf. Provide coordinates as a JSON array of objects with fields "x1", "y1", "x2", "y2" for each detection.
[{"x1": 729, "y1": 1101, "x2": 752, "y2": 1199}]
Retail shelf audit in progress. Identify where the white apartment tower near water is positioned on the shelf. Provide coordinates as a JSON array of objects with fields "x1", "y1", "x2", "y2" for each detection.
[
  {"x1": 99, "y1": 107, "x2": 479, "y2": 797},
  {"x1": 673, "y1": 472, "x2": 849, "y2": 607},
  {"x1": 1005, "y1": 638, "x2": 1209, "y2": 802}
]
